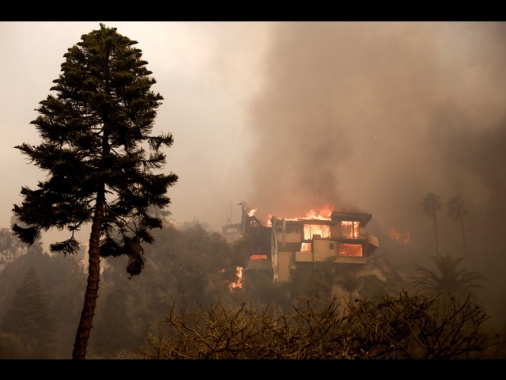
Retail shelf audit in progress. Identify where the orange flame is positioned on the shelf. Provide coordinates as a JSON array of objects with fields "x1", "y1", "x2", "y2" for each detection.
[
  {"x1": 228, "y1": 266, "x2": 243, "y2": 291},
  {"x1": 261, "y1": 205, "x2": 334, "y2": 227},
  {"x1": 287, "y1": 204, "x2": 334, "y2": 221},
  {"x1": 303, "y1": 204, "x2": 334, "y2": 220},
  {"x1": 290, "y1": 205, "x2": 334, "y2": 240},
  {"x1": 388, "y1": 227, "x2": 411, "y2": 244}
]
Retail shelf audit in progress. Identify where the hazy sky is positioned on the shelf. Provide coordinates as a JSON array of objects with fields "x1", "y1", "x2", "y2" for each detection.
[
  {"x1": 2, "y1": 22, "x2": 506, "y2": 248},
  {"x1": 0, "y1": 22, "x2": 269, "y2": 233}
]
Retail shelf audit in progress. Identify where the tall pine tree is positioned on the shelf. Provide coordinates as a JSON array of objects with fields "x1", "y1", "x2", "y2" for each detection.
[{"x1": 12, "y1": 24, "x2": 178, "y2": 359}]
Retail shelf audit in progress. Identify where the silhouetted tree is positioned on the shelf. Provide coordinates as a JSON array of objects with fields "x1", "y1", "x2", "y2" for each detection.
[
  {"x1": 0, "y1": 246, "x2": 86, "y2": 358},
  {"x1": 0, "y1": 235, "x2": 45, "y2": 306},
  {"x1": 11, "y1": 23, "x2": 177, "y2": 359},
  {"x1": 0, "y1": 227, "x2": 29, "y2": 269},
  {"x1": 421, "y1": 192, "x2": 442, "y2": 255},
  {"x1": 1, "y1": 267, "x2": 56, "y2": 358},
  {"x1": 447, "y1": 195, "x2": 468, "y2": 258}
]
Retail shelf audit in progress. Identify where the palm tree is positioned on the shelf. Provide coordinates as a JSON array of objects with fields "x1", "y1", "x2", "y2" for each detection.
[
  {"x1": 447, "y1": 195, "x2": 468, "y2": 258},
  {"x1": 421, "y1": 192, "x2": 442, "y2": 255},
  {"x1": 412, "y1": 253, "x2": 485, "y2": 305}
]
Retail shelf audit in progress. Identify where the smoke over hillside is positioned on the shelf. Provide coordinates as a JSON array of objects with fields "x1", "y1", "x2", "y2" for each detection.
[{"x1": 242, "y1": 22, "x2": 506, "y2": 326}]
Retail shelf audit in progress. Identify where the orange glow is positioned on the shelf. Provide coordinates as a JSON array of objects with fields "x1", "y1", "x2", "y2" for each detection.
[
  {"x1": 303, "y1": 224, "x2": 331, "y2": 240},
  {"x1": 248, "y1": 208, "x2": 257, "y2": 217},
  {"x1": 290, "y1": 204, "x2": 334, "y2": 220},
  {"x1": 388, "y1": 226, "x2": 400, "y2": 240},
  {"x1": 301, "y1": 242, "x2": 312, "y2": 252},
  {"x1": 268, "y1": 205, "x2": 335, "y2": 228},
  {"x1": 388, "y1": 227, "x2": 411, "y2": 244},
  {"x1": 304, "y1": 204, "x2": 334, "y2": 220},
  {"x1": 250, "y1": 254, "x2": 267, "y2": 260},
  {"x1": 341, "y1": 221, "x2": 359, "y2": 239},
  {"x1": 228, "y1": 266, "x2": 243, "y2": 291},
  {"x1": 282, "y1": 204, "x2": 334, "y2": 240},
  {"x1": 338, "y1": 243, "x2": 363, "y2": 257}
]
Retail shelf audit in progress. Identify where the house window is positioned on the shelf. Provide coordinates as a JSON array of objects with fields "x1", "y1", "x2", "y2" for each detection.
[
  {"x1": 338, "y1": 243, "x2": 363, "y2": 257},
  {"x1": 276, "y1": 223, "x2": 301, "y2": 234},
  {"x1": 341, "y1": 221, "x2": 360, "y2": 239},
  {"x1": 286, "y1": 224, "x2": 300, "y2": 234},
  {"x1": 303, "y1": 224, "x2": 331, "y2": 240},
  {"x1": 301, "y1": 242, "x2": 312, "y2": 252}
]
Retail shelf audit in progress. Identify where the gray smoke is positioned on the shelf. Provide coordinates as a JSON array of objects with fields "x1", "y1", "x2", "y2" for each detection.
[{"x1": 242, "y1": 22, "x2": 506, "y2": 327}]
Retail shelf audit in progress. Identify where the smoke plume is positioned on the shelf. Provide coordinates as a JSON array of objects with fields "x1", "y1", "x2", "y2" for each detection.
[{"x1": 242, "y1": 22, "x2": 506, "y2": 326}]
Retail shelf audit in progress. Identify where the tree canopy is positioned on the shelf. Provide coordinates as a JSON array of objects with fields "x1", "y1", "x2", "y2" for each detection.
[{"x1": 11, "y1": 23, "x2": 177, "y2": 359}]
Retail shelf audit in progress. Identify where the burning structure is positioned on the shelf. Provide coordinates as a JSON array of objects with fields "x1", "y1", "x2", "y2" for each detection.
[{"x1": 223, "y1": 203, "x2": 380, "y2": 283}]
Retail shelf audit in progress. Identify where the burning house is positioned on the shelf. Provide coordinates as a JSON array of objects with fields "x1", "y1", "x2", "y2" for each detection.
[{"x1": 223, "y1": 203, "x2": 380, "y2": 283}]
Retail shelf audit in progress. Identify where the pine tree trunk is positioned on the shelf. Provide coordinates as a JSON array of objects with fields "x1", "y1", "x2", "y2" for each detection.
[{"x1": 72, "y1": 193, "x2": 105, "y2": 360}]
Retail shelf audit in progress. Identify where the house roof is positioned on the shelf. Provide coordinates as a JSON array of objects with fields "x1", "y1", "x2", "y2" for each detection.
[{"x1": 330, "y1": 211, "x2": 372, "y2": 226}]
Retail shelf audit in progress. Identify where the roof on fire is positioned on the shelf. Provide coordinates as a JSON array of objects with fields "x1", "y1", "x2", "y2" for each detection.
[{"x1": 330, "y1": 211, "x2": 372, "y2": 226}]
